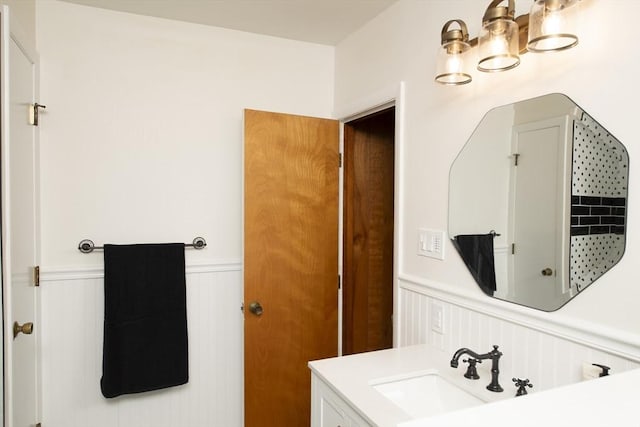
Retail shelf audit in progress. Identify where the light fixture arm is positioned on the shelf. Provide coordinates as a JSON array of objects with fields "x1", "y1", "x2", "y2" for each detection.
[
  {"x1": 482, "y1": 0, "x2": 516, "y2": 23},
  {"x1": 440, "y1": 19, "x2": 469, "y2": 45}
]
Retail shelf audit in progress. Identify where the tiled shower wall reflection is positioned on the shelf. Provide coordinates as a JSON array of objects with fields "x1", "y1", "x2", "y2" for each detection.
[{"x1": 570, "y1": 113, "x2": 629, "y2": 291}]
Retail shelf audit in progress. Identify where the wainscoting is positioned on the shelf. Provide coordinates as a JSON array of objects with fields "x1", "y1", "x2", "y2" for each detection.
[
  {"x1": 398, "y1": 275, "x2": 640, "y2": 393},
  {"x1": 40, "y1": 261, "x2": 243, "y2": 427},
  {"x1": 39, "y1": 264, "x2": 640, "y2": 425}
]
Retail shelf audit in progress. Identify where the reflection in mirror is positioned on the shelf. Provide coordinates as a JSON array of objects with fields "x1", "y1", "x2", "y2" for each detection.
[{"x1": 449, "y1": 94, "x2": 628, "y2": 311}]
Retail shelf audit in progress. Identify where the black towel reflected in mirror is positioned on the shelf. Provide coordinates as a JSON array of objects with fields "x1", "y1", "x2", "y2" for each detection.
[{"x1": 453, "y1": 234, "x2": 497, "y2": 296}]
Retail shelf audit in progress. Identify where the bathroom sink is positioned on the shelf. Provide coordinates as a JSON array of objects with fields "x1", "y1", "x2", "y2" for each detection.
[{"x1": 370, "y1": 371, "x2": 485, "y2": 418}]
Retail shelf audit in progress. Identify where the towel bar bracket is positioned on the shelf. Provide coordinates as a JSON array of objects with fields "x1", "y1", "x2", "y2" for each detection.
[{"x1": 78, "y1": 237, "x2": 207, "y2": 254}]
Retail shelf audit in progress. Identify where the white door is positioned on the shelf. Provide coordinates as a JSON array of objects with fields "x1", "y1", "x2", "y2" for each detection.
[
  {"x1": 508, "y1": 116, "x2": 570, "y2": 310},
  {"x1": 1, "y1": 6, "x2": 40, "y2": 427}
]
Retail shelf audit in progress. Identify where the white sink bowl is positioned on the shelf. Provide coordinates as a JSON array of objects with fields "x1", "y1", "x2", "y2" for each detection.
[{"x1": 371, "y1": 370, "x2": 485, "y2": 419}]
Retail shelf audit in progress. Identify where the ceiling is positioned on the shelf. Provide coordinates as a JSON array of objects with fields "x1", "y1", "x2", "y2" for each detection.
[{"x1": 59, "y1": 0, "x2": 399, "y2": 45}]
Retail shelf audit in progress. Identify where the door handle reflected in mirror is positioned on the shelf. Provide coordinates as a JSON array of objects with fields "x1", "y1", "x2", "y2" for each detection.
[
  {"x1": 541, "y1": 268, "x2": 553, "y2": 276},
  {"x1": 248, "y1": 301, "x2": 263, "y2": 316},
  {"x1": 13, "y1": 321, "x2": 34, "y2": 338}
]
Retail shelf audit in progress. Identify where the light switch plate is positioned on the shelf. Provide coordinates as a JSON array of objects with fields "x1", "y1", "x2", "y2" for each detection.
[{"x1": 417, "y1": 228, "x2": 445, "y2": 260}]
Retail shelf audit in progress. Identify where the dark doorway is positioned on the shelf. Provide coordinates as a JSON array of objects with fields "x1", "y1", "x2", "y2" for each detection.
[{"x1": 342, "y1": 107, "x2": 395, "y2": 355}]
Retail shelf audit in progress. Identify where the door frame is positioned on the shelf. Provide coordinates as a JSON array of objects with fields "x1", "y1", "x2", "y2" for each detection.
[
  {"x1": 335, "y1": 82, "x2": 405, "y2": 352},
  {"x1": 1, "y1": 6, "x2": 41, "y2": 427}
]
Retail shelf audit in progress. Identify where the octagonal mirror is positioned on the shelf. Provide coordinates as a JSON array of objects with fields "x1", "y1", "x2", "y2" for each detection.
[{"x1": 449, "y1": 93, "x2": 628, "y2": 311}]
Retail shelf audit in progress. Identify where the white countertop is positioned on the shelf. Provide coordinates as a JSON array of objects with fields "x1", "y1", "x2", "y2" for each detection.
[
  {"x1": 309, "y1": 344, "x2": 640, "y2": 427},
  {"x1": 401, "y1": 366, "x2": 640, "y2": 427},
  {"x1": 309, "y1": 344, "x2": 514, "y2": 427}
]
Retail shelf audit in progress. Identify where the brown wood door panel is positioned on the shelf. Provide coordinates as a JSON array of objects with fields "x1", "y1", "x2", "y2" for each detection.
[
  {"x1": 343, "y1": 108, "x2": 395, "y2": 355},
  {"x1": 244, "y1": 109, "x2": 339, "y2": 427}
]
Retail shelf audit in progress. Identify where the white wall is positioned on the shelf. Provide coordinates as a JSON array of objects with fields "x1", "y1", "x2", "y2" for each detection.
[
  {"x1": 335, "y1": 0, "x2": 640, "y2": 348},
  {"x1": 448, "y1": 105, "x2": 512, "y2": 240},
  {"x1": 36, "y1": 1, "x2": 335, "y2": 426},
  {"x1": 5, "y1": 0, "x2": 35, "y2": 49},
  {"x1": 37, "y1": 0, "x2": 334, "y2": 268}
]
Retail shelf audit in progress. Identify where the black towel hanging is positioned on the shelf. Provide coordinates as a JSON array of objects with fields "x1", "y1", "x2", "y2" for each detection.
[{"x1": 100, "y1": 243, "x2": 189, "y2": 398}]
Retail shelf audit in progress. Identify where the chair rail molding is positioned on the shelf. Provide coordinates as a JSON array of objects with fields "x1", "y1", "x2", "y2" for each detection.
[{"x1": 39, "y1": 259, "x2": 243, "y2": 282}]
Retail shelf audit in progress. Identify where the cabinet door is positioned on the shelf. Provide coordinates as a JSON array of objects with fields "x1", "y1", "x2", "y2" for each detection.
[
  {"x1": 320, "y1": 396, "x2": 347, "y2": 427},
  {"x1": 311, "y1": 373, "x2": 374, "y2": 427},
  {"x1": 345, "y1": 405, "x2": 369, "y2": 427}
]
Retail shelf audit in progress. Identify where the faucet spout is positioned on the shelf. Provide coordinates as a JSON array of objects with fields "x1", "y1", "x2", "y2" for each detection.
[{"x1": 450, "y1": 348, "x2": 482, "y2": 368}]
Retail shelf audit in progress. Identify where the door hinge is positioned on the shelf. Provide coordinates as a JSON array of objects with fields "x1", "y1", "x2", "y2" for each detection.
[
  {"x1": 511, "y1": 243, "x2": 516, "y2": 254},
  {"x1": 34, "y1": 266, "x2": 40, "y2": 287},
  {"x1": 338, "y1": 275, "x2": 341, "y2": 290},
  {"x1": 29, "y1": 103, "x2": 46, "y2": 126},
  {"x1": 513, "y1": 153, "x2": 520, "y2": 166},
  {"x1": 339, "y1": 152, "x2": 343, "y2": 168}
]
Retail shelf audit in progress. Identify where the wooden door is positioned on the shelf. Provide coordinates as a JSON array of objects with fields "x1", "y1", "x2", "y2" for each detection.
[
  {"x1": 244, "y1": 109, "x2": 339, "y2": 427},
  {"x1": 343, "y1": 108, "x2": 395, "y2": 355},
  {"x1": 2, "y1": 7, "x2": 41, "y2": 427}
]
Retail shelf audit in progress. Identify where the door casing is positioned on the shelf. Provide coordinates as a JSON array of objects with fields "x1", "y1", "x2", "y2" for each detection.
[{"x1": 336, "y1": 82, "x2": 405, "y2": 352}]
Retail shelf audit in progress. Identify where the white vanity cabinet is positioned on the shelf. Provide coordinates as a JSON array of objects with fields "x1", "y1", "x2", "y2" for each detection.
[{"x1": 311, "y1": 373, "x2": 372, "y2": 427}]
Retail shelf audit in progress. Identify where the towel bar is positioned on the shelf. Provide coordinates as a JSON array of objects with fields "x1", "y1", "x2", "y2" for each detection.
[{"x1": 78, "y1": 237, "x2": 207, "y2": 253}]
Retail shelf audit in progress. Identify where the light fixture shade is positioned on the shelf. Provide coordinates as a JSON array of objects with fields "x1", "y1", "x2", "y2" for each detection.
[
  {"x1": 435, "y1": 19, "x2": 473, "y2": 85},
  {"x1": 528, "y1": 0, "x2": 580, "y2": 52},
  {"x1": 477, "y1": 0, "x2": 520, "y2": 72}
]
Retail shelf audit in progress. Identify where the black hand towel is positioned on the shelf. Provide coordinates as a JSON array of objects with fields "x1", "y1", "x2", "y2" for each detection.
[
  {"x1": 453, "y1": 234, "x2": 497, "y2": 295},
  {"x1": 101, "y1": 243, "x2": 189, "y2": 398}
]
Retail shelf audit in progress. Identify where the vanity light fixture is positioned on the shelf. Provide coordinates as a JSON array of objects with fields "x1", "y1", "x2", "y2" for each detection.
[
  {"x1": 478, "y1": 0, "x2": 521, "y2": 72},
  {"x1": 435, "y1": 20, "x2": 474, "y2": 85},
  {"x1": 527, "y1": 0, "x2": 580, "y2": 52},
  {"x1": 434, "y1": 0, "x2": 581, "y2": 85}
]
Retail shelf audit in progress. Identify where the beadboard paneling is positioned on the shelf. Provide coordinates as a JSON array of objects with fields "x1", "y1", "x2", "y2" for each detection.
[
  {"x1": 40, "y1": 264, "x2": 243, "y2": 427},
  {"x1": 399, "y1": 279, "x2": 640, "y2": 393}
]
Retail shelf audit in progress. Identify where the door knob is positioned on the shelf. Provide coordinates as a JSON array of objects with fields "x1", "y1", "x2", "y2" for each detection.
[
  {"x1": 13, "y1": 321, "x2": 34, "y2": 338},
  {"x1": 541, "y1": 268, "x2": 553, "y2": 276},
  {"x1": 248, "y1": 301, "x2": 263, "y2": 316}
]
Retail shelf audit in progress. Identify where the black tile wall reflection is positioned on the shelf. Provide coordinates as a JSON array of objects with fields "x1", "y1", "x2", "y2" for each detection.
[{"x1": 570, "y1": 196, "x2": 626, "y2": 236}]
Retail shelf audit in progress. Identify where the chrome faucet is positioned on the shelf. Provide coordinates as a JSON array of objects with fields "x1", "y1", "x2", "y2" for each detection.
[{"x1": 450, "y1": 345, "x2": 503, "y2": 392}]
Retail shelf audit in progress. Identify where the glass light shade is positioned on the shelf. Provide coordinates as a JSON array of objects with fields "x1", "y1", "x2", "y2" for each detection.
[
  {"x1": 528, "y1": 0, "x2": 580, "y2": 52},
  {"x1": 478, "y1": 18, "x2": 520, "y2": 72},
  {"x1": 435, "y1": 40, "x2": 473, "y2": 85},
  {"x1": 435, "y1": 19, "x2": 473, "y2": 86}
]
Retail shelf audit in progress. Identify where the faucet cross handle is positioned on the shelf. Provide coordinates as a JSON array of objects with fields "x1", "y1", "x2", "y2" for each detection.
[
  {"x1": 512, "y1": 378, "x2": 533, "y2": 396},
  {"x1": 462, "y1": 358, "x2": 482, "y2": 380}
]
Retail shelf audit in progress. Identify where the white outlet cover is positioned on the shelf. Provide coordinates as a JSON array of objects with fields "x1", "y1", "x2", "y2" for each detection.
[{"x1": 430, "y1": 301, "x2": 445, "y2": 334}]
